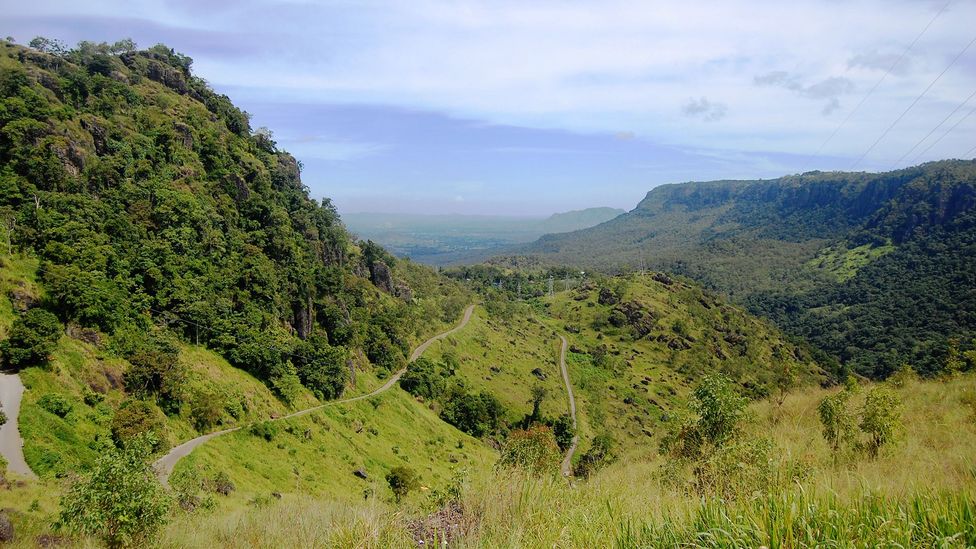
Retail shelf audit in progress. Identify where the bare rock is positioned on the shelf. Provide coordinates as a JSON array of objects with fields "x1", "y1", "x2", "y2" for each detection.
[
  {"x1": 369, "y1": 260, "x2": 395, "y2": 293},
  {"x1": 0, "y1": 511, "x2": 13, "y2": 543},
  {"x1": 353, "y1": 468, "x2": 369, "y2": 480}
]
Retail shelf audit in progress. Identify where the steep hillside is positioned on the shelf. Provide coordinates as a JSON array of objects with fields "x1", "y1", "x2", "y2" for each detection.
[
  {"x1": 514, "y1": 161, "x2": 976, "y2": 376},
  {"x1": 0, "y1": 36, "x2": 496, "y2": 493}
]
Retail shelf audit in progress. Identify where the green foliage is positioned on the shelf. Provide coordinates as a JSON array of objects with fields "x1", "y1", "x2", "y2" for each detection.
[
  {"x1": 818, "y1": 390, "x2": 856, "y2": 454},
  {"x1": 58, "y1": 433, "x2": 171, "y2": 548},
  {"x1": 248, "y1": 421, "x2": 279, "y2": 442},
  {"x1": 575, "y1": 433, "x2": 615, "y2": 478},
  {"x1": 818, "y1": 384, "x2": 902, "y2": 458},
  {"x1": 292, "y1": 335, "x2": 348, "y2": 400},
  {"x1": 498, "y1": 425, "x2": 562, "y2": 474},
  {"x1": 549, "y1": 414, "x2": 576, "y2": 451},
  {"x1": 269, "y1": 362, "x2": 303, "y2": 405},
  {"x1": 661, "y1": 375, "x2": 747, "y2": 461},
  {"x1": 123, "y1": 337, "x2": 185, "y2": 412},
  {"x1": 440, "y1": 390, "x2": 504, "y2": 438},
  {"x1": 385, "y1": 465, "x2": 419, "y2": 503},
  {"x1": 188, "y1": 388, "x2": 225, "y2": 431},
  {"x1": 37, "y1": 392, "x2": 73, "y2": 418},
  {"x1": 1, "y1": 307, "x2": 61, "y2": 368},
  {"x1": 399, "y1": 357, "x2": 445, "y2": 400},
  {"x1": 0, "y1": 39, "x2": 470, "y2": 406},
  {"x1": 859, "y1": 387, "x2": 901, "y2": 457},
  {"x1": 518, "y1": 161, "x2": 976, "y2": 378},
  {"x1": 690, "y1": 375, "x2": 747, "y2": 447},
  {"x1": 0, "y1": 408, "x2": 7, "y2": 426},
  {"x1": 110, "y1": 399, "x2": 167, "y2": 452}
]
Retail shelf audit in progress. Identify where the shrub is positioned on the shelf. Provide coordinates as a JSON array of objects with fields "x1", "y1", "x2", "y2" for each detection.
[
  {"x1": 859, "y1": 387, "x2": 901, "y2": 457},
  {"x1": 692, "y1": 375, "x2": 747, "y2": 446},
  {"x1": 270, "y1": 362, "x2": 303, "y2": 405},
  {"x1": 111, "y1": 399, "x2": 167, "y2": 452},
  {"x1": 0, "y1": 409, "x2": 7, "y2": 426},
  {"x1": 386, "y1": 466, "x2": 419, "y2": 503},
  {"x1": 575, "y1": 433, "x2": 616, "y2": 478},
  {"x1": 38, "y1": 393, "x2": 73, "y2": 418},
  {"x1": 498, "y1": 425, "x2": 561, "y2": 474},
  {"x1": 661, "y1": 375, "x2": 746, "y2": 461},
  {"x1": 58, "y1": 434, "x2": 171, "y2": 548},
  {"x1": 1, "y1": 308, "x2": 62, "y2": 368},
  {"x1": 818, "y1": 390, "x2": 857, "y2": 454},
  {"x1": 440, "y1": 390, "x2": 504, "y2": 437},
  {"x1": 399, "y1": 357, "x2": 444, "y2": 400},
  {"x1": 249, "y1": 421, "x2": 279, "y2": 442},
  {"x1": 123, "y1": 342, "x2": 185, "y2": 410},
  {"x1": 550, "y1": 414, "x2": 576, "y2": 451},
  {"x1": 189, "y1": 389, "x2": 225, "y2": 431}
]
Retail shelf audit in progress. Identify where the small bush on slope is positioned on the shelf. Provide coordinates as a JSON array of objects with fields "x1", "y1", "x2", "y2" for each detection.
[{"x1": 58, "y1": 434, "x2": 171, "y2": 548}]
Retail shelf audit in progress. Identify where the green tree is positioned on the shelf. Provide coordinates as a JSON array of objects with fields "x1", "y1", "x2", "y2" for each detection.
[
  {"x1": 691, "y1": 375, "x2": 747, "y2": 447},
  {"x1": 527, "y1": 384, "x2": 547, "y2": 425},
  {"x1": 859, "y1": 387, "x2": 901, "y2": 457},
  {"x1": 385, "y1": 466, "x2": 419, "y2": 503},
  {"x1": 575, "y1": 433, "x2": 616, "y2": 478},
  {"x1": 398, "y1": 357, "x2": 444, "y2": 400},
  {"x1": 1, "y1": 308, "x2": 62, "y2": 368},
  {"x1": 661, "y1": 375, "x2": 747, "y2": 460},
  {"x1": 293, "y1": 335, "x2": 348, "y2": 400},
  {"x1": 58, "y1": 434, "x2": 171, "y2": 548},
  {"x1": 817, "y1": 390, "x2": 856, "y2": 454},
  {"x1": 550, "y1": 413, "x2": 576, "y2": 451},
  {"x1": 111, "y1": 399, "x2": 167, "y2": 453}
]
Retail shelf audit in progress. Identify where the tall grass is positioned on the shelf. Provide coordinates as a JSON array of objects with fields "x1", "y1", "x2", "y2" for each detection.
[{"x1": 155, "y1": 375, "x2": 976, "y2": 548}]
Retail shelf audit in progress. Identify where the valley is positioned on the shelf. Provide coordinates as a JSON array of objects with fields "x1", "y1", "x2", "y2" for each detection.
[{"x1": 0, "y1": 36, "x2": 973, "y2": 549}]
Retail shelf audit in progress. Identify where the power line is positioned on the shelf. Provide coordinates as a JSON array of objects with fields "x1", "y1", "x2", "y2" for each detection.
[
  {"x1": 909, "y1": 103, "x2": 976, "y2": 165},
  {"x1": 964, "y1": 142, "x2": 976, "y2": 158},
  {"x1": 890, "y1": 87, "x2": 976, "y2": 169},
  {"x1": 850, "y1": 32, "x2": 976, "y2": 170},
  {"x1": 804, "y1": 0, "x2": 951, "y2": 170}
]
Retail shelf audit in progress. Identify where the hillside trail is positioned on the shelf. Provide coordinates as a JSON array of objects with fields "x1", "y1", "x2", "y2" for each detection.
[
  {"x1": 154, "y1": 304, "x2": 476, "y2": 485},
  {"x1": 558, "y1": 335, "x2": 579, "y2": 477},
  {"x1": 0, "y1": 370, "x2": 37, "y2": 479}
]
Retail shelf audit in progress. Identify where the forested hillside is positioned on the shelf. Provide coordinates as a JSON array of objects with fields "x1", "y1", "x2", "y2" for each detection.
[
  {"x1": 0, "y1": 36, "x2": 481, "y2": 492},
  {"x1": 514, "y1": 161, "x2": 976, "y2": 377}
]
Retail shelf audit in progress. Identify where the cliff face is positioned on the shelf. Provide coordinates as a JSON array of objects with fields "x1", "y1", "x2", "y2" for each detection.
[{"x1": 517, "y1": 160, "x2": 976, "y2": 376}]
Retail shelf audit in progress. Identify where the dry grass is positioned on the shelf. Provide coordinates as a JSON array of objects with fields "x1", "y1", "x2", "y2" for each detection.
[{"x1": 157, "y1": 375, "x2": 976, "y2": 548}]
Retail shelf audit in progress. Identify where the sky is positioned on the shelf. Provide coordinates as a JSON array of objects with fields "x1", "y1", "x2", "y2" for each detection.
[{"x1": 2, "y1": 0, "x2": 975, "y2": 215}]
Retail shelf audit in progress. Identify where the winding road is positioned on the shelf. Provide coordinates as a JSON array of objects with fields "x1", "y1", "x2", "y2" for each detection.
[
  {"x1": 0, "y1": 371, "x2": 37, "y2": 479},
  {"x1": 154, "y1": 304, "x2": 476, "y2": 484},
  {"x1": 557, "y1": 335, "x2": 580, "y2": 477}
]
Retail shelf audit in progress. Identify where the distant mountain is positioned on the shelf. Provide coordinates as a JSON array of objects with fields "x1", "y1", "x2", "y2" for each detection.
[
  {"x1": 344, "y1": 207, "x2": 624, "y2": 265},
  {"x1": 512, "y1": 160, "x2": 976, "y2": 377},
  {"x1": 537, "y1": 207, "x2": 626, "y2": 233}
]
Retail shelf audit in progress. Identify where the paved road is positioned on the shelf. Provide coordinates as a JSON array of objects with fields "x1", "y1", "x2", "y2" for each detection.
[
  {"x1": 154, "y1": 304, "x2": 476, "y2": 484},
  {"x1": 0, "y1": 371, "x2": 37, "y2": 479},
  {"x1": 558, "y1": 335, "x2": 580, "y2": 477}
]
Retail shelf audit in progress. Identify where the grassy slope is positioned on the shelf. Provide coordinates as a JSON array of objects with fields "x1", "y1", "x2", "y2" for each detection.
[
  {"x1": 0, "y1": 252, "x2": 495, "y2": 540},
  {"x1": 152, "y1": 373, "x2": 976, "y2": 548},
  {"x1": 426, "y1": 274, "x2": 820, "y2": 461},
  {"x1": 173, "y1": 388, "x2": 494, "y2": 506},
  {"x1": 421, "y1": 305, "x2": 568, "y2": 424}
]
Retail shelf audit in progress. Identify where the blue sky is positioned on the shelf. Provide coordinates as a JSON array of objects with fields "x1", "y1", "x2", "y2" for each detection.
[{"x1": 3, "y1": 0, "x2": 975, "y2": 215}]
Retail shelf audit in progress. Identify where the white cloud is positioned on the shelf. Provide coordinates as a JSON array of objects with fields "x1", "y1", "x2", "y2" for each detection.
[{"x1": 7, "y1": 0, "x2": 976, "y2": 165}]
